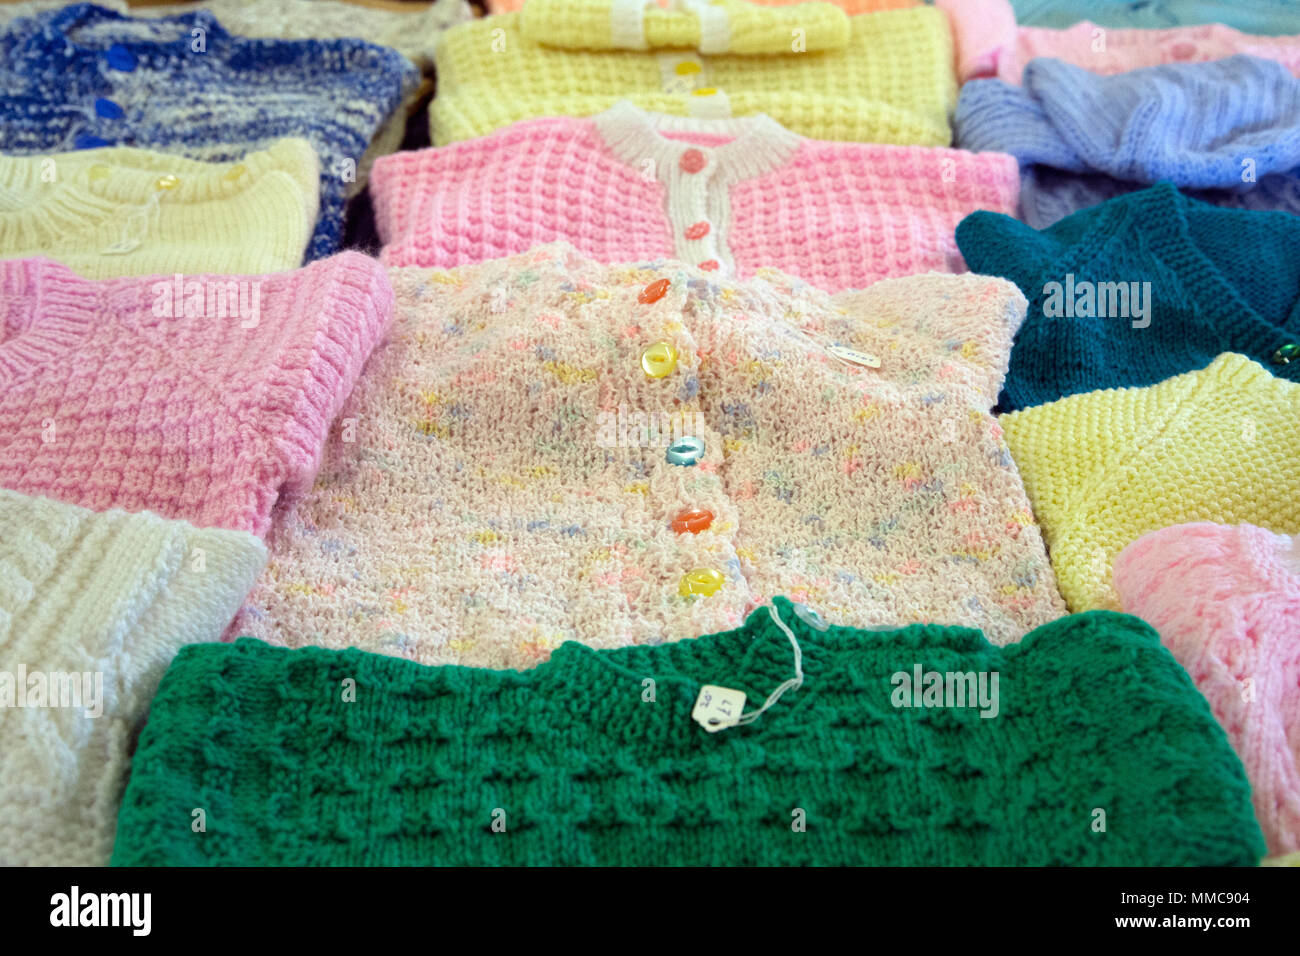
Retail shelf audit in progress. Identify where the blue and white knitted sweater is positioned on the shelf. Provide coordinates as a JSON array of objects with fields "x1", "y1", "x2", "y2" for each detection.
[{"x1": 0, "y1": 3, "x2": 417, "y2": 261}]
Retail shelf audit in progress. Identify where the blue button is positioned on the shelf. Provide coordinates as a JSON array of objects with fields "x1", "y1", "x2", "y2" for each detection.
[
  {"x1": 106, "y1": 43, "x2": 136, "y2": 71},
  {"x1": 94, "y1": 98, "x2": 124, "y2": 120},
  {"x1": 665, "y1": 436, "x2": 706, "y2": 466},
  {"x1": 74, "y1": 134, "x2": 112, "y2": 150}
]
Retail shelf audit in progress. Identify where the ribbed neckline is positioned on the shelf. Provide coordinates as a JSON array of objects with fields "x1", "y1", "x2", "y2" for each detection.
[
  {"x1": 45, "y1": 3, "x2": 230, "y2": 56},
  {"x1": 0, "y1": 257, "x2": 100, "y2": 388}
]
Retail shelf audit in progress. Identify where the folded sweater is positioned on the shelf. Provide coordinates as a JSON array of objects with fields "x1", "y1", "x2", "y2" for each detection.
[
  {"x1": 1011, "y1": 0, "x2": 1300, "y2": 35},
  {"x1": 486, "y1": 0, "x2": 919, "y2": 16}
]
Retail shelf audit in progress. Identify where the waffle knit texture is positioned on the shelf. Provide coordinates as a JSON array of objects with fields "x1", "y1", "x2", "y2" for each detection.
[
  {"x1": 372, "y1": 104, "x2": 1020, "y2": 290},
  {"x1": 0, "y1": 253, "x2": 393, "y2": 537},
  {"x1": 231, "y1": 243, "x2": 1063, "y2": 667},
  {"x1": 430, "y1": 8, "x2": 956, "y2": 147},
  {"x1": 956, "y1": 182, "x2": 1300, "y2": 411},
  {"x1": 110, "y1": 599, "x2": 1264, "y2": 866},
  {"x1": 955, "y1": 56, "x2": 1300, "y2": 229},
  {"x1": 939, "y1": 0, "x2": 1300, "y2": 83},
  {"x1": 487, "y1": 0, "x2": 918, "y2": 15},
  {"x1": 0, "y1": 139, "x2": 319, "y2": 278},
  {"x1": 1000, "y1": 353, "x2": 1300, "y2": 612},
  {"x1": 0, "y1": 3, "x2": 417, "y2": 261},
  {"x1": 0, "y1": 488, "x2": 266, "y2": 867},
  {"x1": 1114, "y1": 522, "x2": 1300, "y2": 856},
  {"x1": 1010, "y1": 0, "x2": 1300, "y2": 35}
]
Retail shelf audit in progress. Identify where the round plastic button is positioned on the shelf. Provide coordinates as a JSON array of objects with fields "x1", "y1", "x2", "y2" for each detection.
[
  {"x1": 640, "y1": 341, "x2": 678, "y2": 379},
  {"x1": 679, "y1": 567, "x2": 724, "y2": 597},
  {"x1": 793, "y1": 603, "x2": 829, "y2": 631},
  {"x1": 674, "y1": 61, "x2": 701, "y2": 76},
  {"x1": 666, "y1": 436, "x2": 706, "y2": 466},
  {"x1": 94, "y1": 97, "x2": 124, "y2": 120},
  {"x1": 679, "y1": 149, "x2": 706, "y2": 174},
  {"x1": 698, "y1": 260, "x2": 719, "y2": 272},
  {"x1": 684, "y1": 221, "x2": 710, "y2": 240},
  {"x1": 224, "y1": 163, "x2": 247, "y2": 181},
  {"x1": 671, "y1": 509, "x2": 714, "y2": 535},
  {"x1": 1272, "y1": 342, "x2": 1299, "y2": 365},
  {"x1": 638, "y1": 278, "x2": 670, "y2": 304},
  {"x1": 692, "y1": 87, "x2": 718, "y2": 97},
  {"x1": 106, "y1": 43, "x2": 136, "y2": 71},
  {"x1": 74, "y1": 134, "x2": 112, "y2": 150},
  {"x1": 87, "y1": 163, "x2": 111, "y2": 182},
  {"x1": 155, "y1": 174, "x2": 180, "y2": 190}
]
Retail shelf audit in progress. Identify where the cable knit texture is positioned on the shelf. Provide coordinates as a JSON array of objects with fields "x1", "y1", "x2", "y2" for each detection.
[
  {"x1": 955, "y1": 56, "x2": 1300, "y2": 228},
  {"x1": 0, "y1": 3, "x2": 417, "y2": 261},
  {"x1": 1000, "y1": 353, "x2": 1300, "y2": 612},
  {"x1": 1114, "y1": 522, "x2": 1300, "y2": 857},
  {"x1": 230, "y1": 243, "x2": 1063, "y2": 667},
  {"x1": 0, "y1": 488, "x2": 266, "y2": 866},
  {"x1": 956, "y1": 182, "x2": 1300, "y2": 411},
  {"x1": 1011, "y1": 0, "x2": 1300, "y2": 34},
  {"x1": 0, "y1": 139, "x2": 319, "y2": 278},
  {"x1": 0, "y1": 253, "x2": 393, "y2": 536},
  {"x1": 111, "y1": 599, "x2": 1263, "y2": 866},
  {"x1": 939, "y1": 0, "x2": 1300, "y2": 83},
  {"x1": 430, "y1": 8, "x2": 956, "y2": 147},
  {"x1": 372, "y1": 105, "x2": 1019, "y2": 289}
]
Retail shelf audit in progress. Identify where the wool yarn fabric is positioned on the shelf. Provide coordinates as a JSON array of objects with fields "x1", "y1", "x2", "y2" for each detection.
[
  {"x1": 0, "y1": 253, "x2": 393, "y2": 536},
  {"x1": 956, "y1": 182, "x2": 1300, "y2": 411},
  {"x1": 955, "y1": 56, "x2": 1300, "y2": 228},
  {"x1": 230, "y1": 243, "x2": 1063, "y2": 668},
  {"x1": 0, "y1": 488, "x2": 266, "y2": 867},
  {"x1": 430, "y1": 7, "x2": 957, "y2": 147},
  {"x1": 372, "y1": 104, "x2": 1020, "y2": 290},
  {"x1": 1113, "y1": 522, "x2": 1300, "y2": 856},
  {"x1": 1011, "y1": 0, "x2": 1300, "y2": 35},
  {"x1": 1000, "y1": 353, "x2": 1300, "y2": 612},
  {"x1": 110, "y1": 599, "x2": 1263, "y2": 866},
  {"x1": 0, "y1": 139, "x2": 319, "y2": 278},
  {"x1": 0, "y1": 3, "x2": 417, "y2": 261},
  {"x1": 938, "y1": 0, "x2": 1300, "y2": 84},
  {"x1": 486, "y1": 0, "x2": 918, "y2": 16}
]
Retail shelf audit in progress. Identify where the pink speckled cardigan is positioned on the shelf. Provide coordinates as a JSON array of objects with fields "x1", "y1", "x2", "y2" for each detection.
[
  {"x1": 232, "y1": 244, "x2": 1064, "y2": 668},
  {"x1": 370, "y1": 104, "x2": 1020, "y2": 292}
]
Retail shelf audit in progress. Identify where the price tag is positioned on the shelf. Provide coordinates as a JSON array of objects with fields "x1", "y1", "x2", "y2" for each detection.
[
  {"x1": 692, "y1": 684, "x2": 746, "y2": 733},
  {"x1": 825, "y1": 344, "x2": 881, "y2": 369}
]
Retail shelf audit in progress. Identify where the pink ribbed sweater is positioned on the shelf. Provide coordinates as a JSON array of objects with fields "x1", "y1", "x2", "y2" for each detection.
[
  {"x1": 0, "y1": 254, "x2": 393, "y2": 536},
  {"x1": 1114, "y1": 523, "x2": 1300, "y2": 857},
  {"x1": 370, "y1": 105, "x2": 1019, "y2": 291}
]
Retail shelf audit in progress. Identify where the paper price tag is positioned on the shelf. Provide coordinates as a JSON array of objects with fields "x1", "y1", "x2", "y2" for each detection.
[
  {"x1": 692, "y1": 684, "x2": 746, "y2": 733},
  {"x1": 825, "y1": 344, "x2": 881, "y2": 369}
]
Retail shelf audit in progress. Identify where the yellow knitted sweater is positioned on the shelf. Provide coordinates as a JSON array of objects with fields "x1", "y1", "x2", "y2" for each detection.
[
  {"x1": 0, "y1": 139, "x2": 319, "y2": 278},
  {"x1": 1000, "y1": 353, "x2": 1300, "y2": 612},
  {"x1": 431, "y1": 7, "x2": 956, "y2": 146}
]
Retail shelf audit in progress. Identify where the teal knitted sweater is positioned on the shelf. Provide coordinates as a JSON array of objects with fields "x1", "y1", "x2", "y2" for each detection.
[{"x1": 111, "y1": 598, "x2": 1264, "y2": 866}]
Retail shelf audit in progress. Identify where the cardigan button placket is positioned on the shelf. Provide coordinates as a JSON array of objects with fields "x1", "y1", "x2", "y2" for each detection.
[{"x1": 675, "y1": 147, "x2": 727, "y2": 274}]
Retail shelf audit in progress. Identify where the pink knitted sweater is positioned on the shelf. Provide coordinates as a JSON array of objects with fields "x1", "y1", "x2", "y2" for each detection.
[
  {"x1": 1114, "y1": 522, "x2": 1300, "y2": 857},
  {"x1": 937, "y1": 0, "x2": 1300, "y2": 83},
  {"x1": 370, "y1": 104, "x2": 1020, "y2": 292},
  {"x1": 0, "y1": 254, "x2": 393, "y2": 536}
]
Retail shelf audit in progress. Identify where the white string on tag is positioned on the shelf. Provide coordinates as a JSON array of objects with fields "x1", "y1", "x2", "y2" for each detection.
[
  {"x1": 693, "y1": 603, "x2": 806, "y2": 732},
  {"x1": 100, "y1": 188, "x2": 161, "y2": 256},
  {"x1": 733, "y1": 603, "x2": 805, "y2": 726}
]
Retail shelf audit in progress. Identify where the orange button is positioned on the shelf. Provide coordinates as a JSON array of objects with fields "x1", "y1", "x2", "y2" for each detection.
[
  {"x1": 671, "y1": 509, "x2": 714, "y2": 535},
  {"x1": 638, "y1": 278, "x2": 670, "y2": 304}
]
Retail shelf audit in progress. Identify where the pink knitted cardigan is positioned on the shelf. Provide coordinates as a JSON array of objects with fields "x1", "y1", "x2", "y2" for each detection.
[
  {"x1": 937, "y1": 0, "x2": 1300, "y2": 83},
  {"x1": 370, "y1": 104, "x2": 1020, "y2": 292},
  {"x1": 1114, "y1": 523, "x2": 1300, "y2": 857},
  {"x1": 0, "y1": 254, "x2": 393, "y2": 536}
]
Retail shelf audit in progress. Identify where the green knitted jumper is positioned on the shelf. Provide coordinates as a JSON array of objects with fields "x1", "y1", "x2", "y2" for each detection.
[{"x1": 110, "y1": 598, "x2": 1264, "y2": 866}]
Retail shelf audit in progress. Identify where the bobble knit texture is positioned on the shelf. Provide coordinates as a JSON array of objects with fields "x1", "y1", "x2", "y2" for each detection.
[
  {"x1": 0, "y1": 3, "x2": 417, "y2": 261},
  {"x1": 231, "y1": 243, "x2": 1063, "y2": 667},
  {"x1": 371, "y1": 105, "x2": 1020, "y2": 290},
  {"x1": 0, "y1": 139, "x2": 319, "y2": 278},
  {"x1": 0, "y1": 253, "x2": 393, "y2": 536},
  {"x1": 1114, "y1": 523, "x2": 1300, "y2": 857},
  {"x1": 1010, "y1": 0, "x2": 1300, "y2": 34},
  {"x1": 955, "y1": 56, "x2": 1300, "y2": 228},
  {"x1": 111, "y1": 599, "x2": 1264, "y2": 866},
  {"x1": 956, "y1": 183, "x2": 1300, "y2": 410},
  {"x1": 430, "y1": 8, "x2": 957, "y2": 147},
  {"x1": 1000, "y1": 354, "x2": 1300, "y2": 612},
  {"x1": 0, "y1": 489, "x2": 266, "y2": 867}
]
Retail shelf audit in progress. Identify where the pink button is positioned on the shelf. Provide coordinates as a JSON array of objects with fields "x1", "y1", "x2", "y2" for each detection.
[
  {"x1": 699, "y1": 260, "x2": 719, "y2": 272},
  {"x1": 1169, "y1": 41, "x2": 1198, "y2": 60},
  {"x1": 680, "y1": 149, "x2": 706, "y2": 173},
  {"x1": 685, "y1": 220, "x2": 710, "y2": 240}
]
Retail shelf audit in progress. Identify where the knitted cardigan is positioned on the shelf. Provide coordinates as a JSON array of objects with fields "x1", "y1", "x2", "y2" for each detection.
[
  {"x1": 0, "y1": 488, "x2": 266, "y2": 867},
  {"x1": 0, "y1": 3, "x2": 417, "y2": 261},
  {"x1": 956, "y1": 182, "x2": 1300, "y2": 411},
  {"x1": 430, "y1": 7, "x2": 957, "y2": 147},
  {"x1": 938, "y1": 0, "x2": 1300, "y2": 84},
  {"x1": 110, "y1": 598, "x2": 1264, "y2": 866},
  {"x1": 1000, "y1": 353, "x2": 1300, "y2": 612},
  {"x1": 0, "y1": 253, "x2": 393, "y2": 537},
  {"x1": 230, "y1": 243, "x2": 1064, "y2": 667},
  {"x1": 1114, "y1": 522, "x2": 1300, "y2": 857},
  {"x1": 0, "y1": 139, "x2": 319, "y2": 278},
  {"x1": 486, "y1": 0, "x2": 919, "y2": 16},
  {"x1": 1010, "y1": 0, "x2": 1300, "y2": 35},
  {"x1": 955, "y1": 56, "x2": 1300, "y2": 229},
  {"x1": 372, "y1": 104, "x2": 1020, "y2": 290}
]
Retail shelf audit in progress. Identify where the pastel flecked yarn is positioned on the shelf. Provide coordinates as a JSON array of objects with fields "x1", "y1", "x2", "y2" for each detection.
[
  {"x1": 0, "y1": 488, "x2": 266, "y2": 867},
  {"x1": 372, "y1": 104, "x2": 1019, "y2": 290},
  {"x1": 1114, "y1": 522, "x2": 1300, "y2": 856},
  {"x1": 0, "y1": 139, "x2": 319, "y2": 278},
  {"x1": 1000, "y1": 353, "x2": 1300, "y2": 612},
  {"x1": 230, "y1": 243, "x2": 1063, "y2": 668},
  {"x1": 0, "y1": 253, "x2": 393, "y2": 536},
  {"x1": 110, "y1": 599, "x2": 1264, "y2": 866}
]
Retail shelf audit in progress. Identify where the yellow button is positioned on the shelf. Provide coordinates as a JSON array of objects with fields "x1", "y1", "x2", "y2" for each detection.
[
  {"x1": 224, "y1": 163, "x2": 247, "y2": 181},
  {"x1": 675, "y1": 61, "x2": 702, "y2": 76},
  {"x1": 87, "y1": 163, "x2": 111, "y2": 182},
  {"x1": 641, "y1": 341, "x2": 678, "y2": 379},
  {"x1": 692, "y1": 87, "x2": 718, "y2": 97},
  {"x1": 679, "y1": 568, "x2": 725, "y2": 597},
  {"x1": 155, "y1": 174, "x2": 180, "y2": 190}
]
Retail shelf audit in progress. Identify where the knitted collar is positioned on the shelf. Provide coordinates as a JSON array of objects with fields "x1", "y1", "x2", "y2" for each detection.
[
  {"x1": 0, "y1": 258, "x2": 99, "y2": 387},
  {"x1": 38, "y1": 2, "x2": 230, "y2": 56}
]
